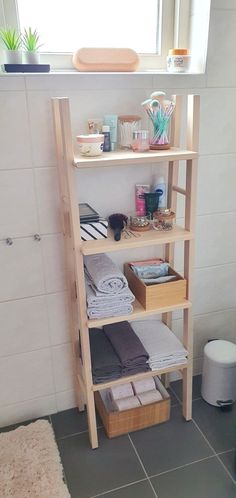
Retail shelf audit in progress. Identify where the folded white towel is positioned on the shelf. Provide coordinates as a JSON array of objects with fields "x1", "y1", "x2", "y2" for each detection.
[
  {"x1": 84, "y1": 254, "x2": 128, "y2": 294},
  {"x1": 114, "y1": 396, "x2": 140, "y2": 411},
  {"x1": 110, "y1": 383, "x2": 134, "y2": 401},
  {"x1": 132, "y1": 377, "x2": 156, "y2": 395},
  {"x1": 131, "y1": 320, "x2": 188, "y2": 369},
  {"x1": 85, "y1": 277, "x2": 135, "y2": 307},
  {"x1": 137, "y1": 389, "x2": 163, "y2": 405},
  {"x1": 87, "y1": 304, "x2": 133, "y2": 319}
]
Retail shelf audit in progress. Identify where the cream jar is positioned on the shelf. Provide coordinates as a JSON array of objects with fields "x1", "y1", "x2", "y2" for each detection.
[
  {"x1": 76, "y1": 134, "x2": 104, "y2": 156},
  {"x1": 167, "y1": 49, "x2": 191, "y2": 73}
]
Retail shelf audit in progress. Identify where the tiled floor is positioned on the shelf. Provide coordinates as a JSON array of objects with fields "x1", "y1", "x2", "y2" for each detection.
[{"x1": 1, "y1": 376, "x2": 236, "y2": 498}]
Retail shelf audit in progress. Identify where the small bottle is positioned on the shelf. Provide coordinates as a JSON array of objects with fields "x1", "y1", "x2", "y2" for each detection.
[
  {"x1": 102, "y1": 125, "x2": 111, "y2": 152},
  {"x1": 154, "y1": 176, "x2": 167, "y2": 209}
]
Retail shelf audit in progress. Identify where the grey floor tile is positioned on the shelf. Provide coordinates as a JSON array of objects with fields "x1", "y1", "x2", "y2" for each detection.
[
  {"x1": 170, "y1": 375, "x2": 202, "y2": 402},
  {"x1": 0, "y1": 416, "x2": 50, "y2": 433},
  {"x1": 57, "y1": 429, "x2": 146, "y2": 498},
  {"x1": 167, "y1": 387, "x2": 180, "y2": 406},
  {"x1": 51, "y1": 408, "x2": 92, "y2": 439},
  {"x1": 97, "y1": 480, "x2": 156, "y2": 498},
  {"x1": 130, "y1": 405, "x2": 213, "y2": 476},
  {"x1": 218, "y1": 450, "x2": 236, "y2": 482},
  {"x1": 193, "y1": 399, "x2": 236, "y2": 452},
  {"x1": 151, "y1": 456, "x2": 236, "y2": 498}
]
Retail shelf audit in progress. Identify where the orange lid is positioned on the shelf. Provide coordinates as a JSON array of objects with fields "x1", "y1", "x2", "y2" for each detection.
[{"x1": 168, "y1": 48, "x2": 190, "y2": 55}]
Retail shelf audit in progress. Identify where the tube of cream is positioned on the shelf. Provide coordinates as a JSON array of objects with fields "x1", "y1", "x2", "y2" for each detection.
[
  {"x1": 104, "y1": 115, "x2": 118, "y2": 150},
  {"x1": 135, "y1": 184, "x2": 150, "y2": 215}
]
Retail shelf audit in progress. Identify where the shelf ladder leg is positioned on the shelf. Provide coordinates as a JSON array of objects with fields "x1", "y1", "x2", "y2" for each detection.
[{"x1": 182, "y1": 94, "x2": 200, "y2": 420}]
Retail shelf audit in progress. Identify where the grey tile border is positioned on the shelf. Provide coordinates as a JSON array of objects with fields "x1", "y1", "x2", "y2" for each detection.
[
  {"x1": 218, "y1": 449, "x2": 236, "y2": 482},
  {"x1": 90, "y1": 479, "x2": 156, "y2": 498},
  {"x1": 57, "y1": 428, "x2": 146, "y2": 498},
  {"x1": 150, "y1": 456, "x2": 236, "y2": 498},
  {"x1": 129, "y1": 405, "x2": 213, "y2": 476}
]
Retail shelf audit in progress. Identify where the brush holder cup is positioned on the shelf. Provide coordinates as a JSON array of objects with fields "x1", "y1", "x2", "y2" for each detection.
[
  {"x1": 141, "y1": 94, "x2": 175, "y2": 150},
  {"x1": 118, "y1": 115, "x2": 141, "y2": 149}
]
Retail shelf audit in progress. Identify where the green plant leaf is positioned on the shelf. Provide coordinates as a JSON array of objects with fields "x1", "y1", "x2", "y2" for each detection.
[
  {"x1": 0, "y1": 28, "x2": 21, "y2": 50},
  {"x1": 22, "y1": 27, "x2": 43, "y2": 52}
]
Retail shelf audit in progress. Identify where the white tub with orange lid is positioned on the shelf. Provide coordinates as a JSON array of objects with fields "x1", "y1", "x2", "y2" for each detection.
[
  {"x1": 167, "y1": 49, "x2": 191, "y2": 73},
  {"x1": 76, "y1": 134, "x2": 104, "y2": 156}
]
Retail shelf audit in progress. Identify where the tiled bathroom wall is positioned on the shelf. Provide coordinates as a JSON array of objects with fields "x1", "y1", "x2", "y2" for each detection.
[{"x1": 1, "y1": 0, "x2": 236, "y2": 426}]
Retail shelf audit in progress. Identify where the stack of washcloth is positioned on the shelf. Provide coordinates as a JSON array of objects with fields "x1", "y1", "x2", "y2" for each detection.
[
  {"x1": 89, "y1": 328, "x2": 122, "y2": 384},
  {"x1": 131, "y1": 320, "x2": 188, "y2": 370},
  {"x1": 84, "y1": 254, "x2": 135, "y2": 319},
  {"x1": 103, "y1": 321, "x2": 150, "y2": 376},
  {"x1": 130, "y1": 259, "x2": 176, "y2": 285}
]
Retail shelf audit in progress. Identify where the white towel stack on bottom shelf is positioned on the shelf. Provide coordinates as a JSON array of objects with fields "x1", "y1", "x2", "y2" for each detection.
[{"x1": 131, "y1": 320, "x2": 188, "y2": 370}]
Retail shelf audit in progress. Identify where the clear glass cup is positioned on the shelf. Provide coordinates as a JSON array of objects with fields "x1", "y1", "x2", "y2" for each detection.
[{"x1": 118, "y1": 115, "x2": 141, "y2": 149}]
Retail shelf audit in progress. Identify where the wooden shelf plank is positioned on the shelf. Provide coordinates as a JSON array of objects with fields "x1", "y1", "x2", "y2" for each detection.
[
  {"x1": 92, "y1": 360, "x2": 190, "y2": 391},
  {"x1": 74, "y1": 147, "x2": 198, "y2": 169},
  {"x1": 81, "y1": 225, "x2": 194, "y2": 255},
  {"x1": 87, "y1": 298, "x2": 191, "y2": 328}
]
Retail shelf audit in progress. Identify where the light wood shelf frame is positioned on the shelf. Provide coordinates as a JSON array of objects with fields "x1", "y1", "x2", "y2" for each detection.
[{"x1": 52, "y1": 94, "x2": 200, "y2": 449}]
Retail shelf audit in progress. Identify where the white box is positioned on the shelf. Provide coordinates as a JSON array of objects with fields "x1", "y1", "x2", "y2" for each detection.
[{"x1": 80, "y1": 219, "x2": 108, "y2": 241}]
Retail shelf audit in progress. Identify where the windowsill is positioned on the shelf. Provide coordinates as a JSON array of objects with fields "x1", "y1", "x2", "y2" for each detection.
[{"x1": 0, "y1": 69, "x2": 204, "y2": 76}]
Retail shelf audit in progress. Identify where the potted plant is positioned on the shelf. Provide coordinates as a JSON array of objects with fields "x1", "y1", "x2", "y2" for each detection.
[
  {"x1": 0, "y1": 28, "x2": 22, "y2": 64},
  {"x1": 22, "y1": 27, "x2": 42, "y2": 64}
]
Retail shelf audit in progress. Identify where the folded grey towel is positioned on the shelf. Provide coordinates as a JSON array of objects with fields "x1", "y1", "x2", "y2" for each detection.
[
  {"x1": 103, "y1": 321, "x2": 149, "y2": 370},
  {"x1": 85, "y1": 276, "x2": 135, "y2": 307},
  {"x1": 84, "y1": 254, "x2": 128, "y2": 294},
  {"x1": 89, "y1": 328, "x2": 122, "y2": 384}
]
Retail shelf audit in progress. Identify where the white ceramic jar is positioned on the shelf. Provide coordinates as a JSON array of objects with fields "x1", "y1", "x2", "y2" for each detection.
[
  {"x1": 167, "y1": 49, "x2": 191, "y2": 73},
  {"x1": 76, "y1": 134, "x2": 104, "y2": 156}
]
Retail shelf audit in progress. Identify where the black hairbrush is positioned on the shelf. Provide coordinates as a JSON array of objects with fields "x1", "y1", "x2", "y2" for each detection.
[{"x1": 108, "y1": 213, "x2": 128, "y2": 241}]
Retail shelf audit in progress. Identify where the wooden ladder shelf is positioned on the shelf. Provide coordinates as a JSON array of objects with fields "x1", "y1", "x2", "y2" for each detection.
[{"x1": 52, "y1": 94, "x2": 199, "y2": 449}]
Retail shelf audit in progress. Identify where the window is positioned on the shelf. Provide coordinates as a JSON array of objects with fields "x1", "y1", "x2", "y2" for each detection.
[{"x1": 1, "y1": 0, "x2": 210, "y2": 73}]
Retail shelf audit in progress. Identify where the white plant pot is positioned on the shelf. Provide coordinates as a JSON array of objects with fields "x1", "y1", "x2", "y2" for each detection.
[
  {"x1": 24, "y1": 51, "x2": 40, "y2": 64},
  {"x1": 5, "y1": 50, "x2": 22, "y2": 64}
]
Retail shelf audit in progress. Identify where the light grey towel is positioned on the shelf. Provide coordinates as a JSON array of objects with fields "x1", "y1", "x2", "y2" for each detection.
[
  {"x1": 87, "y1": 304, "x2": 133, "y2": 319},
  {"x1": 131, "y1": 320, "x2": 188, "y2": 370},
  {"x1": 85, "y1": 277, "x2": 135, "y2": 308},
  {"x1": 84, "y1": 254, "x2": 128, "y2": 294}
]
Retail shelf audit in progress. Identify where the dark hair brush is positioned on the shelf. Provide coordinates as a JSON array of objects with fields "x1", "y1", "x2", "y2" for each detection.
[{"x1": 108, "y1": 213, "x2": 128, "y2": 241}]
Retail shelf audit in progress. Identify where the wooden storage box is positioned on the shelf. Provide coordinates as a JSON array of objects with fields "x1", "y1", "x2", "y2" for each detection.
[
  {"x1": 124, "y1": 261, "x2": 186, "y2": 310},
  {"x1": 95, "y1": 377, "x2": 170, "y2": 438}
]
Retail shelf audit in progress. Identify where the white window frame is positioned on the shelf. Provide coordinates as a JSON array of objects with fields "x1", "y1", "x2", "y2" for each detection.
[{"x1": 0, "y1": 0, "x2": 191, "y2": 71}]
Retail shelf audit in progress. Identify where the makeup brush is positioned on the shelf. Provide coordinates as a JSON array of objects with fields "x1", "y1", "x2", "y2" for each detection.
[{"x1": 108, "y1": 213, "x2": 128, "y2": 241}]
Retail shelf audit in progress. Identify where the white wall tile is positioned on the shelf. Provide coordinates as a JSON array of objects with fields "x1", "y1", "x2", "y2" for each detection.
[
  {"x1": 0, "y1": 75, "x2": 25, "y2": 91},
  {"x1": 25, "y1": 73, "x2": 153, "y2": 91},
  {"x1": 173, "y1": 308, "x2": 236, "y2": 359},
  {"x1": 41, "y1": 234, "x2": 66, "y2": 293},
  {"x1": 212, "y1": 0, "x2": 236, "y2": 9},
  {"x1": 0, "y1": 92, "x2": 31, "y2": 169},
  {"x1": 193, "y1": 263, "x2": 236, "y2": 316},
  {"x1": 46, "y1": 292, "x2": 70, "y2": 345},
  {"x1": 0, "y1": 394, "x2": 57, "y2": 428},
  {"x1": 207, "y1": 9, "x2": 236, "y2": 87},
  {"x1": 0, "y1": 296, "x2": 50, "y2": 357},
  {"x1": 56, "y1": 389, "x2": 77, "y2": 412},
  {"x1": 34, "y1": 167, "x2": 61, "y2": 233},
  {"x1": 195, "y1": 212, "x2": 236, "y2": 268},
  {"x1": 199, "y1": 88, "x2": 236, "y2": 155},
  {"x1": 197, "y1": 154, "x2": 236, "y2": 215},
  {"x1": 0, "y1": 170, "x2": 38, "y2": 238},
  {"x1": 0, "y1": 237, "x2": 45, "y2": 301},
  {"x1": 52, "y1": 343, "x2": 74, "y2": 392},
  {"x1": 0, "y1": 348, "x2": 55, "y2": 406}
]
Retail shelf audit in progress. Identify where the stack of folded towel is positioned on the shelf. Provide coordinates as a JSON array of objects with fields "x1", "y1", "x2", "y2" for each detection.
[
  {"x1": 89, "y1": 328, "x2": 122, "y2": 384},
  {"x1": 103, "y1": 321, "x2": 150, "y2": 376},
  {"x1": 108, "y1": 377, "x2": 163, "y2": 411},
  {"x1": 89, "y1": 321, "x2": 150, "y2": 384},
  {"x1": 131, "y1": 320, "x2": 188, "y2": 370},
  {"x1": 84, "y1": 254, "x2": 135, "y2": 319}
]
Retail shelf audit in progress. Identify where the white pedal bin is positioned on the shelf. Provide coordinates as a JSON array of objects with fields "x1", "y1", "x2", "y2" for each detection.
[{"x1": 201, "y1": 340, "x2": 236, "y2": 407}]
